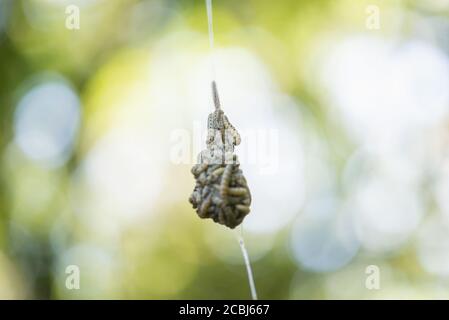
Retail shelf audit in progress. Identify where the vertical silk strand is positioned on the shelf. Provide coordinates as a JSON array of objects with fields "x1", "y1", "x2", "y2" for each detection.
[
  {"x1": 206, "y1": 0, "x2": 216, "y2": 81},
  {"x1": 205, "y1": 0, "x2": 257, "y2": 300},
  {"x1": 237, "y1": 226, "x2": 258, "y2": 300}
]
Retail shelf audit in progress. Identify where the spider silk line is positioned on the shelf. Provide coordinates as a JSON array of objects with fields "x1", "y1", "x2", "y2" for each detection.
[
  {"x1": 205, "y1": 0, "x2": 258, "y2": 300},
  {"x1": 206, "y1": 0, "x2": 217, "y2": 84},
  {"x1": 237, "y1": 226, "x2": 258, "y2": 300}
]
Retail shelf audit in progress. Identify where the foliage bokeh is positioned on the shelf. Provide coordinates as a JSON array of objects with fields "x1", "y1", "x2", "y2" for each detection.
[{"x1": 1, "y1": 0, "x2": 449, "y2": 299}]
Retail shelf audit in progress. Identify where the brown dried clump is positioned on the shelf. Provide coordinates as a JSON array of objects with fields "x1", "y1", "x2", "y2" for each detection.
[
  {"x1": 189, "y1": 82, "x2": 251, "y2": 228},
  {"x1": 189, "y1": 156, "x2": 251, "y2": 229}
]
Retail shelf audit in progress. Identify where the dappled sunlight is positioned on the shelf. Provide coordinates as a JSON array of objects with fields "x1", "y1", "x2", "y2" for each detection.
[{"x1": 0, "y1": 0, "x2": 448, "y2": 300}]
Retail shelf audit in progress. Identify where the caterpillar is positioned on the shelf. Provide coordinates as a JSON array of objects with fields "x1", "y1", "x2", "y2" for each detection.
[
  {"x1": 189, "y1": 88, "x2": 251, "y2": 229},
  {"x1": 189, "y1": 160, "x2": 251, "y2": 228}
]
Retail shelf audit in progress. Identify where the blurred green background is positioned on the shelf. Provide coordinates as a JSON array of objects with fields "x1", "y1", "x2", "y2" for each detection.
[{"x1": 1, "y1": 0, "x2": 449, "y2": 299}]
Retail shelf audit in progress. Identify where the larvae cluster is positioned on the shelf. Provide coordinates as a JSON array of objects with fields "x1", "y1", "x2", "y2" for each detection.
[
  {"x1": 189, "y1": 156, "x2": 251, "y2": 229},
  {"x1": 189, "y1": 96, "x2": 251, "y2": 229}
]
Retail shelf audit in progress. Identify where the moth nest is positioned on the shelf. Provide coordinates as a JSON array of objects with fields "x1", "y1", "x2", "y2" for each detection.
[{"x1": 189, "y1": 155, "x2": 251, "y2": 229}]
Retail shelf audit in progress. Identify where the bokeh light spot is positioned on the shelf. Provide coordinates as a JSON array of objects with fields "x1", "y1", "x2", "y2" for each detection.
[{"x1": 14, "y1": 78, "x2": 81, "y2": 168}]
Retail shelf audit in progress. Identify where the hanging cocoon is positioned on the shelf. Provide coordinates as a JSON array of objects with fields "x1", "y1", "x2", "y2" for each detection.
[{"x1": 189, "y1": 94, "x2": 251, "y2": 229}]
